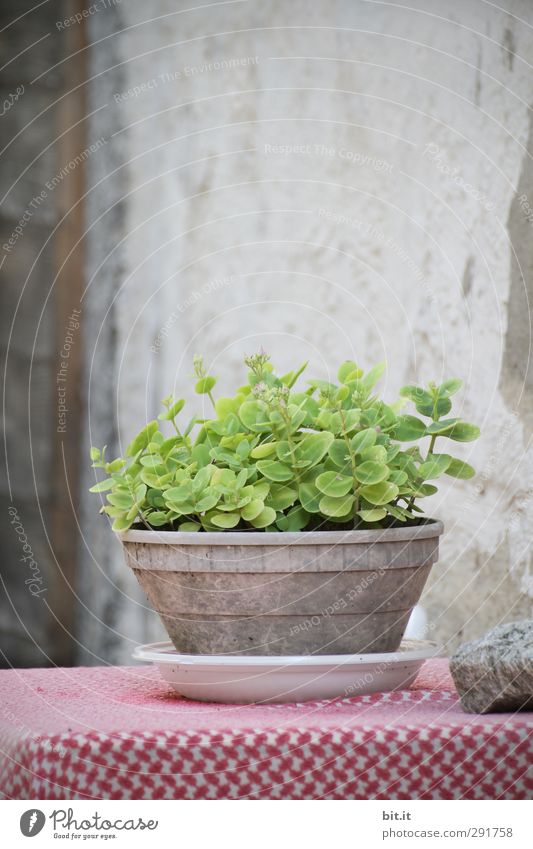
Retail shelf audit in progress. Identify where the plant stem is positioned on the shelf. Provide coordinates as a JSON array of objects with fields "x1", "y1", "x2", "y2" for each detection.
[
  {"x1": 426, "y1": 434, "x2": 437, "y2": 458},
  {"x1": 338, "y1": 407, "x2": 359, "y2": 528},
  {"x1": 280, "y1": 406, "x2": 301, "y2": 485},
  {"x1": 171, "y1": 419, "x2": 183, "y2": 439},
  {"x1": 408, "y1": 433, "x2": 438, "y2": 513}
]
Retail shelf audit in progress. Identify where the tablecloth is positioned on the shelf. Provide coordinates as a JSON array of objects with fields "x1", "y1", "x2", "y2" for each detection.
[{"x1": 1, "y1": 660, "x2": 531, "y2": 800}]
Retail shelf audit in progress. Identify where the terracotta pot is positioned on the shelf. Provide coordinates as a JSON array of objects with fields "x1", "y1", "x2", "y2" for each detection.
[{"x1": 120, "y1": 521, "x2": 443, "y2": 656}]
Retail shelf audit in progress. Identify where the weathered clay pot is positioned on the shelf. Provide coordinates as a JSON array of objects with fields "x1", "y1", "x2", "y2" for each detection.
[{"x1": 120, "y1": 521, "x2": 443, "y2": 656}]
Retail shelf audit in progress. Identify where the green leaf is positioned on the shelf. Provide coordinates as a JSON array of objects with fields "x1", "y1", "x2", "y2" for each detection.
[
  {"x1": 296, "y1": 431, "x2": 334, "y2": 467},
  {"x1": 239, "y1": 400, "x2": 270, "y2": 433},
  {"x1": 316, "y1": 410, "x2": 333, "y2": 429},
  {"x1": 195, "y1": 376, "x2": 217, "y2": 394},
  {"x1": 319, "y1": 494, "x2": 355, "y2": 518},
  {"x1": 384, "y1": 504, "x2": 410, "y2": 522},
  {"x1": 241, "y1": 499, "x2": 265, "y2": 521},
  {"x1": 361, "y1": 445, "x2": 387, "y2": 463},
  {"x1": 425, "y1": 418, "x2": 461, "y2": 435},
  {"x1": 126, "y1": 421, "x2": 159, "y2": 456},
  {"x1": 178, "y1": 521, "x2": 201, "y2": 532},
  {"x1": 316, "y1": 471, "x2": 353, "y2": 497},
  {"x1": 147, "y1": 511, "x2": 170, "y2": 527},
  {"x1": 89, "y1": 478, "x2": 115, "y2": 493},
  {"x1": 328, "y1": 439, "x2": 351, "y2": 471},
  {"x1": 416, "y1": 397, "x2": 452, "y2": 418},
  {"x1": 102, "y1": 506, "x2": 126, "y2": 518},
  {"x1": 195, "y1": 493, "x2": 219, "y2": 513},
  {"x1": 276, "y1": 506, "x2": 310, "y2": 531},
  {"x1": 210, "y1": 512, "x2": 240, "y2": 528},
  {"x1": 361, "y1": 361, "x2": 385, "y2": 390},
  {"x1": 354, "y1": 461, "x2": 389, "y2": 485},
  {"x1": 191, "y1": 443, "x2": 211, "y2": 468},
  {"x1": 445, "y1": 458, "x2": 476, "y2": 479},
  {"x1": 249, "y1": 506, "x2": 277, "y2": 528},
  {"x1": 134, "y1": 484, "x2": 147, "y2": 503},
  {"x1": 338, "y1": 360, "x2": 362, "y2": 383},
  {"x1": 147, "y1": 489, "x2": 165, "y2": 508},
  {"x1": 359, "y1": 481, "x2": 399, "y2": 505},
  {"x1": 112, "y1": 516, "x2": 133, "y2": 532},
  {"x1": 265, "y1": 483, "x2": 297, "y2": 511},
  {"x1": 90, "y1": 447, "x2": 101, "y2": 462},
  {"x1": 357, "y1": 508, "x2": 387, "y2": 522},
  {"x1": 159, "y1": 398, "x2": 185, "y2": 420},
  {"x1": 192, "y1": 466, "x2": 213, "y2": 493},
  {"x1": 107, "y1": 491, "x2": 134, "y2": 509},
  {"x1": 338, "y1": 385, "x2": 352, "y2": 402},
  {"x1": 235, "y1": 439, "x2": 250, "y2": 459},
  {"x1": 351, "y1": 428, "x2": 377, "y2": 453},
  {"x1": 275, "y1": 441, "x2": 294, "y2": 464},
  {"x1": 412, "y1": 483, "x2": 438, "y2": 497},
  {"x1": 400, "y1": 385, "x2": 432, "y2": 406},
  {"x1": 211, "y1": 468, "x2": 236, "y2": 488},
  {"x1": 280, "y1": 360, "x2": 309, "y2": 388},
  {"x1": 139, "y1": 455, "x2": 164, "y2": 469},
  {"x1": 388, "y1": 470, "x2": 408, "y2": 485},
  {"x1": 446, "y1": 422, "x2": 480, "y2": 442},
  {"x1": 418, "y1": 453, "x2": 452, "y2": 479},
  {"x1": 255, "y1": 460, "x2": 293, "y2": 481},
  {"x1": 164, "y1": 485, "x2": 192, "y2": 503},
  {"x1": 252, "y1": 480, "x2": 270, "y2": 500},
  {"x1": 298, "y1": 483, "x2": 322, "y2": 513},
  {"x1": 438, "y1": 378, "x2": 462, "y2": 397},
  {"x1": 330, "y1": 409, "x2": 360, "y2": 435},
  {"x1": 250, "y1": 441, "x2": 277, "y2": 459},
  {"x1": 215, "y1": 396, "x2": 240, "y2": 418},
  {"x1": 392, "y1": 415, "x2": 427, "y2": 441}
]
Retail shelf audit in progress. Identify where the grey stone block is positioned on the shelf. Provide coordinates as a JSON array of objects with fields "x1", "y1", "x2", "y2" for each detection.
[{"x1": 450, "y1": 621, "x2": 533, "y2": 713}]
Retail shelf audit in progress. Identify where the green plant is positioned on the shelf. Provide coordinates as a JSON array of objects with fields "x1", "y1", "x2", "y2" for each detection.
[{"x1": 90, "y1": 353, "x2": 479, "y2": 533}]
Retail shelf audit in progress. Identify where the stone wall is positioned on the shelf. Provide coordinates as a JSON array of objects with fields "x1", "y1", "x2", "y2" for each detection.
[
  {"x1": 78, "y1": 0, "x2": 533, "y2": 659},
  {"x1": 0, "y1": 1, "x2": 74, "y2": 666}
]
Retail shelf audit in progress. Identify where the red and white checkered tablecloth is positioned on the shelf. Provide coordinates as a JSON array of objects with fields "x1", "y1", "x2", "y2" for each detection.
[{"x1": 1, "y1": 660, "x2": 531, "y2": 800}]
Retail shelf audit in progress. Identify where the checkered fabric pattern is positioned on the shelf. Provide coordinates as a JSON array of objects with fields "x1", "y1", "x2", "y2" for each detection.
[{"x1": 1, "y1": 661, "x2": 532, "y2": 799}]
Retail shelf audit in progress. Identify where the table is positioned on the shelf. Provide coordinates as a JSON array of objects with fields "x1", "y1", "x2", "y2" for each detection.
[{"x1": 1, "y1": 660, "x2": 531, "y2": 799}]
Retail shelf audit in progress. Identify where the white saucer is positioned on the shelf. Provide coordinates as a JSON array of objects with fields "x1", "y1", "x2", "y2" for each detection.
[{"x1": 133, "y1": 639, "x2": 442, "y2": 704}]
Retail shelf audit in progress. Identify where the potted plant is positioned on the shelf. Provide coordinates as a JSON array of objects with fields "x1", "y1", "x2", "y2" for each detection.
[{"x1": 90, "y1": 353, "x2": 479, "y2": 656}]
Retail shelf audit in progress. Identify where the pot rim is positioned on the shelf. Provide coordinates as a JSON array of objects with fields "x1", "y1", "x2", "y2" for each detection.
[{"x1": 119, "y1": 518, "x2": 444, "y2": 547}]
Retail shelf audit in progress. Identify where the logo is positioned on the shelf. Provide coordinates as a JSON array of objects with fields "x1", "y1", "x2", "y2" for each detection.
[{"x1": 20, "y1": 810, "x2": 46, "y2": 837}]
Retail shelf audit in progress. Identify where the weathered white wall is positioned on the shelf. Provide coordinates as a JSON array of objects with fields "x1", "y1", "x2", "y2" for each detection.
[{"x1": 81, "y1": 0, "x2": 533, "y2": 661}]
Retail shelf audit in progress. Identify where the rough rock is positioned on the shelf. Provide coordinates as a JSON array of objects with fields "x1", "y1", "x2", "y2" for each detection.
[{"x1": 450, "y1": 621, "x2": 533, "y2": 713}]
